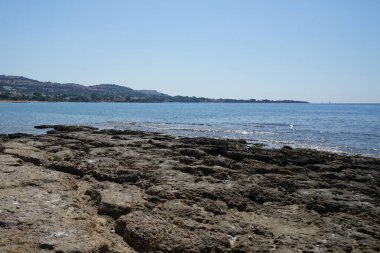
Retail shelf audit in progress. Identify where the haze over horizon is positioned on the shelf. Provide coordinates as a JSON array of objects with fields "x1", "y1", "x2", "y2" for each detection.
[{"x1": 1, "y1": 0, "x2": 379, "y2": 103}]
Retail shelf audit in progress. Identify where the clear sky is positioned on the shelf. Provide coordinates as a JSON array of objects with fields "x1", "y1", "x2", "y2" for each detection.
[{"x1": 0, "y1": 0, "x2": 379, "y2": 102}]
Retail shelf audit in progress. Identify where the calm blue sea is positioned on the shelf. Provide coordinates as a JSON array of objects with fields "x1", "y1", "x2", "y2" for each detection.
[{"x1": 0, "y1": 102, "x2": 379, "y2": 158}]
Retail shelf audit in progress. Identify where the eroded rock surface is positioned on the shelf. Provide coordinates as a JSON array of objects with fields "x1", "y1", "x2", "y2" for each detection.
[{"x1": 0, "y1": 125, "x2": 379, "y2": 252}]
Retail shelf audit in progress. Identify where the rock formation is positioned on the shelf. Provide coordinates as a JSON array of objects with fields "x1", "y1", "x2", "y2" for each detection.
[{"x1": 0, "y1": 125, "x2": 379, "y2": 252}]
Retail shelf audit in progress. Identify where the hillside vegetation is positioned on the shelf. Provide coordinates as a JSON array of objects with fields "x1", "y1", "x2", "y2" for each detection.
[{"x1": 0, "y1": 75, "x2": 307, "y2": 103}]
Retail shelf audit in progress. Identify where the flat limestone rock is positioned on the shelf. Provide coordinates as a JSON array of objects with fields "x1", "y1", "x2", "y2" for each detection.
[
  {"x1": 0, "y1": 156, "x2": 135, "y2": 252},
  {"x1": 116, "y1": 210, "x2": 230, "y2": 252},
  {"x1": 86, "y1": 182, "x2": 146, "y2": 219},
  {"x1": 0, "y1": 154, "x2": 23, "y2": 166},
  {"x1": 3, "y1": 141, "x2": 51, "y2": 165},
  {"x1": 0, "y1": 125, "x2": 379, "y2": 252}
]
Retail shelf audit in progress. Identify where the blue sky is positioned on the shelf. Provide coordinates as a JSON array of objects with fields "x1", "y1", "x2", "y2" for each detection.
[{"x1": 0, "y1": 0, "x2": 379, "y2": 102}]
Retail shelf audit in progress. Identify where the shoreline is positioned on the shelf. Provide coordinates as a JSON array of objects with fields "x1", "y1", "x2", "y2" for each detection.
[
  {"x1": 1, "y1": 100, "x2": 379, "y2": 104},
  {"x1": 0, "y1": 125, "x2": 379, "y2": 252},
  {"x1": 0, "y1": 100, "x2": 34, "y2": 103},
  {"x1": 2, "y1": 126, "x2": 378, "y2": 159}
]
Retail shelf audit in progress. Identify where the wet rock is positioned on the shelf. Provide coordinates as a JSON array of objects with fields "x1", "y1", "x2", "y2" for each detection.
[
  {"x1": 7, "y1": 133, "x2": 34, "y2": 139},
  {"x1": 35, "y1": 124, "x2": 98, "y2": 132}
]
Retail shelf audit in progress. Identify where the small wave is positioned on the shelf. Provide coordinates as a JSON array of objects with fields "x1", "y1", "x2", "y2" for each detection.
[
  {"x1": 158, "y1": 127, "x2": 217, "y2": 133},
  {"x1": 102, "y1": 120, "x2": 380, "y2": 158},
  {"x1": 108, "y1": 120, "x2": 210, "y2": 127},
  {"x1": 224, "y1": 130, "x2": 254, "y2": 135},
  {"x1": 223, "y1": 129, "x2": 275, "y2": 135},
  {"x1": 255, "y1": 131, "x2": 276, "y2": 135}
]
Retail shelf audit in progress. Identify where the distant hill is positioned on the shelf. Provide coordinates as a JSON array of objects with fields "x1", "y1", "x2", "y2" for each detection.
[{"x1": 0, "y1": 75, "x2": 308, "y2": 103}]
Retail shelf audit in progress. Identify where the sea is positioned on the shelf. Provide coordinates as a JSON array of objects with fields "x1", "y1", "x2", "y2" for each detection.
[{"x1": 0, "y1": 102, "x2": 379, "y2": 158}]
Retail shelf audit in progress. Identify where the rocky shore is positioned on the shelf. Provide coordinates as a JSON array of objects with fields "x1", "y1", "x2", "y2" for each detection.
[{"x1": 0, "y1": 125, "x2": 379, "y2": 252}]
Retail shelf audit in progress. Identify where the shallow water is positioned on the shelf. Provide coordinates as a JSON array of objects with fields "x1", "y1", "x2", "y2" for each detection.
[{"x1": 0, "y1": 102, "x2": 379, "y2": 157}]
